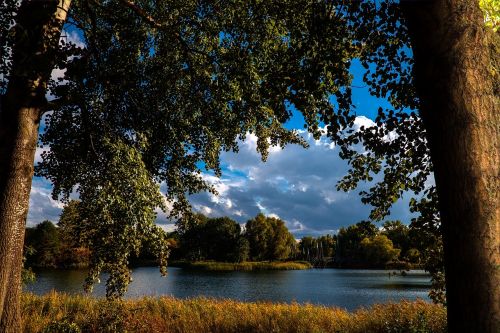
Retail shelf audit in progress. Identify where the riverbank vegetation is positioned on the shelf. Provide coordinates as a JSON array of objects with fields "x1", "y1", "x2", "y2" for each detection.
[
  {"x1": 172, "y1": 213, "x2": 296, "y2": 263},
  {"x1": 171, "y1": 260, "x2": 312, "y2": 271},
  {"x1": 24, "y1": 220, "x2": 90, "y2": 269},
  {"x1": 22, "y1": 292, "x2": 446, "y2": 333},
  {"x1": 25, "y1": 212, "x2": 429, "y2": 271}
]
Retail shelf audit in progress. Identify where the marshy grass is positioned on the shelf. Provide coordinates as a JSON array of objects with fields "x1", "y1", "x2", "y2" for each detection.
[
  {"x1": 172, "y1": 260, "x2": 313, "y2": 271},
  {"x1": 22, "y1": 292, "x2": 446, "y2": 333}
]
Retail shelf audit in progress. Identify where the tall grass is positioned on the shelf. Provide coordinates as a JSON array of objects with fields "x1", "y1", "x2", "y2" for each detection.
[
  {"x1": 173, "y1": 261, "x2": 312, "y2": 271},
  {"x1": 22, "y1": 292, "x2": 446, "y2": 333}
]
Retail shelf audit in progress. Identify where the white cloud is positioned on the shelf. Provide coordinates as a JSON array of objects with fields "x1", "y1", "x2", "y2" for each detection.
[
  {"x1": 321, "y1": 190, "x2": 342, "y2": 204},
  {"x1": 50, "y1": 67, "x2": 66, "y2": 83},
  {"x1": 353, "y1": 115, "x2": 376, "y2": 130},
  {"x1": 63, "y1": 30, "x2": 85, "y2": 49},
  {"x1": 27, "y1": 178, "x2": 64, "y2": 226},
  {"x1": 188, "y1": 116, "x2": 419, "y2": 237},
  {"x1": 157, "y1": 223, "x2": 176, "y2": 233},
  {"x1": 289, "y1": 219, "x2": 306, "y2": 232}
]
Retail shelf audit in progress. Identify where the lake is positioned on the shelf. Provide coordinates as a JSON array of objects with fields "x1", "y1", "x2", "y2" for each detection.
[{"x1": 25, "y1": 267, "x2": 431, "y2": 311}]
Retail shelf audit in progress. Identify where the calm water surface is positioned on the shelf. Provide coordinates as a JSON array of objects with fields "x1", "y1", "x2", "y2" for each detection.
[{"x1": 26, "y1": 267, "x2": 431, "y2": 310}]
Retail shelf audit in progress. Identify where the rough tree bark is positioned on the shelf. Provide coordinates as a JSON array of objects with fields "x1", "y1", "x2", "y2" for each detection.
[
  {"x1": 401, "y1": 1, "x2": 499, "y2": 332},
  {"x1": 0, "y1": 1, "x2": 70, "y2": 331}
]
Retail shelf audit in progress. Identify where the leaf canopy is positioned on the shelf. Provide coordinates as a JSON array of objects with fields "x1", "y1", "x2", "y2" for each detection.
[{"x1": 29, "y1": 0, "x2": 365, "y2": 297}]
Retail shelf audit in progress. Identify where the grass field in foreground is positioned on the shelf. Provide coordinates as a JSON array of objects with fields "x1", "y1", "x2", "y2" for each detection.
[{"x1": 22, "y1": 292, "x2": 446, "y2": 333}]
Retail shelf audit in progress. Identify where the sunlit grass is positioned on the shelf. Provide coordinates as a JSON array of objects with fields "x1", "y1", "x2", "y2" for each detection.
[
  {"x1": 172, "y1": 260, "x2": 313, "y2": 271},
  {"x1": 22, "y1": 292, "x2": 446, "y2": 333}
]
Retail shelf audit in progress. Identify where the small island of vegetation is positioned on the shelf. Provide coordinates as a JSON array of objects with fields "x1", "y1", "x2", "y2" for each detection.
[{"x1": 172, "y1": 260, "x2": 312, "y2": 271}]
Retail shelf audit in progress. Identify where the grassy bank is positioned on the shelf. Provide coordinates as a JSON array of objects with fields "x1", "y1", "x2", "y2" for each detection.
[
  {"x1": 171, "y1": 260, "x2": 313, "y2": 271},
  {"x1": 22, "y1": 292, "x2": 446, "y2": 333}
]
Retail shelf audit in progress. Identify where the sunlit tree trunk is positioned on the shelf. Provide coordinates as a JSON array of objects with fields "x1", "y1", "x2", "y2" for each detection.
[
  {"x1": 0, "y1": 1, "x2": 70, "y2": 331},
  {"x1": 401, "y1": 1, "x2": 500, "y2": 332}
]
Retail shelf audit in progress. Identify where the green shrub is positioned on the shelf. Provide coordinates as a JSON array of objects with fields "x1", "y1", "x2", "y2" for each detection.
[{"x1": 42, "y1": 320, "x2": 80, "y2": 333}]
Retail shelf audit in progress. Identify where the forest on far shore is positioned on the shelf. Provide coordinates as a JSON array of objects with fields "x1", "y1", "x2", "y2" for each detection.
[{"x1": 25, "y1": 201, "x2": 433, "y2": 271}]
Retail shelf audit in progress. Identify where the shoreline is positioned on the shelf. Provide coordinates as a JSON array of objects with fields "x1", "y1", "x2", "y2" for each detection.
[
  {"x1": 28, "y1": 260, "x2": 422, "y2": 271},
  {"x1": 168, "y1": 260, "x2": 312, "y2": 271}
]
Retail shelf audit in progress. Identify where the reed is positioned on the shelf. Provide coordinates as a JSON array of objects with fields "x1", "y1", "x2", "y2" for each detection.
[
  {"x1": 22, "y1": 292, "x2": 446, "y2": 333},
  {"x1": 172, "y1": 260, "x2": 313, "y2": 271}
]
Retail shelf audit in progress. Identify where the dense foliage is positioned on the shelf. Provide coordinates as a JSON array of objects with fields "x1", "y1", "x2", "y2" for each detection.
[
  {"x1": 24, "y1": 211, "x2": 296, "y2": 267},
  {"x1": 25, "y1": 0, "x2": 365, "y2": 298},
  {"x1": 175, "y1": 214, "x2": 248, "y2": 262},
  {"x1": 244, "y1": 214, "x2": 296, "y2": 261},
  {"x1": 26, "y1": 214, "x2": 425, "y2": 272},
  {"x1": 24, "y1": 220, "x2": 89, "y2": 269},
  {"x1": 299, "y1": 220, "x2": 424, "y2": 269},
  {"x1": 298, "y1": 235, "x2": 335, "y2": 264},
  {"x1": 172, "y1": 213, "x2": 296, "y2": 262}
]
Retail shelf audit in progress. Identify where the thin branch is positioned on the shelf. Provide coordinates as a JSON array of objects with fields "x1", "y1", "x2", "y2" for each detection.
[
  {"x1": 119, "y1": 0, "x2": 165, "y2": 30},
  {"x1": 118, "y1": 0, "x2": 216, "y2": 62}
]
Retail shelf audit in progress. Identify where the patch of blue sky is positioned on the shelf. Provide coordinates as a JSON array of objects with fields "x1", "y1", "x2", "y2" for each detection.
[
  {"x1": 221, "y1": 163, "x2": 248, "y2": 178},
  {"x1": 32, "y1": 177, "x2": 53, "y2": 191},
  {"x1": 284, "y1": 55, "x2": 415, "y2": 132},
  {"x1": 348, "y1": 58, "x2": 393, "y2": 119}
]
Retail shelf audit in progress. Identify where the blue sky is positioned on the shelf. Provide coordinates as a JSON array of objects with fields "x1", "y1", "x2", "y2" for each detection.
[{"x1": 28, "y1": 34, "x2": 424, "y2": 237}]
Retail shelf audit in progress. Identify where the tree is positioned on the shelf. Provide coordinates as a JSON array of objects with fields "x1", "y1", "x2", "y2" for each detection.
[
  {"x1": 0, "y1": 1, "x2": 71, "y2": 329},
  {"x1": 381, "y1": 221, "x2": 410, "y2": 256},
  {"x1": 235, "y1": 237, "x2": 250, "y2": 263},
  {"x1": 298, "y1": 235, "x2": 336, "y2": 264},
  {"x1": 179, "y1": 216, "x2": 244, "y2": 262},
  {"x1": 178, "y1": 214, "x2": 208, "y2": 261},
  {"x1": 333, "y1": 1, "x2": 498, "y2": 330},
  {"x1": 401, "y1": 3, "x2": 499, "y2": 331},
  {"x1": 57, "y1": 200, "x2": 82, "y2": 248},
  {"x1": 267, "y1": 216, "x2": 296, "y2": 260},
  {"x1": 204, "y1": 217, "x2": 243, "y2": 262},
  {"x1": 245, "y1": 214, "x2": 295, "y2": 261},
  {"x1": 3, "y1": 1, "x2": 355, "y2": 327},
  {"x1": 360, "y1": 235, "x2": 400, "y2": 267},
  {"x1": 245, "y1": 214, "x2": 272, "y2": 261},
  {"x1": 24, "y1": 220, "x2": 61, "y2": 268},
  {"x1": 57, "y1": 201, "x2": 90, "y2": 268},
  {"x1": 23, "y1": 216, "x2": 89, "y2": 269},
  {"x1": 335, "y1": 221, "x2": 378, "y2": 266}
]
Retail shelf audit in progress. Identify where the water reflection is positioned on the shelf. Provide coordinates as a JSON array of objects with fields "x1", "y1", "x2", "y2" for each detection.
[{"x1": 25, "y1": 267, "x2": 431, "y2": 311}]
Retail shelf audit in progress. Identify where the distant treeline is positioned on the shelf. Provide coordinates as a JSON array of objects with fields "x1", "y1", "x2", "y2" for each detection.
[
  {"x1": 23, "y1": 212, "x2": 297, "y2": 268},
  {"x1": 168, "y1": 213, "x2": 296, "y2": 263},
  {"x1": 24, "y1": 220, "x2": 90, "y2": 269},
  {"x1": 301, "y1": 220, "x2": 424, "y2": 268},
  {"x1": 169, "y1": 217, "x2": 424, "y2": 268},
  {"x1": 25, "y1": 205, "x2": 426, "y2": 269}
]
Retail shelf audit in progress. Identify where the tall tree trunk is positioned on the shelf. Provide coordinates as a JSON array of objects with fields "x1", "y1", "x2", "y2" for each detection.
[
  {"x1": 401, "y1": 1, "x2": 499, "y2": 332},
  {"x1": 0, "y1": 1, "x2": 70, "y2": 331}
]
